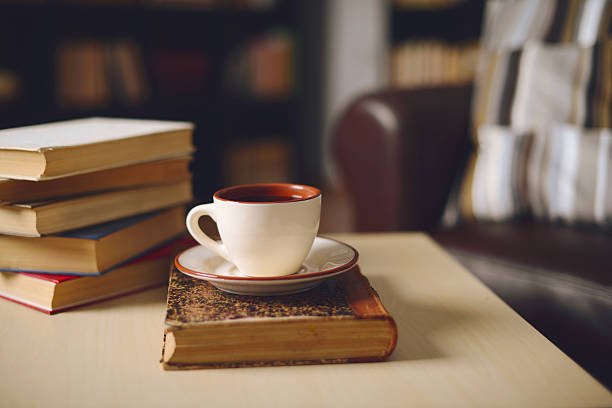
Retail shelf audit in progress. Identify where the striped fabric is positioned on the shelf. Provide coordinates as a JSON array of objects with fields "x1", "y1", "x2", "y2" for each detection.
[
  {"x1": 481, "y1": 0, "x2": 612, "y2": 49},
  {"x1": 460, "y1": 126, "x2": 531, "y2": 221},
  {"x1": 471, "y1": 48, "x2": 523, "y2": 130},
  {"x1": 528, "y1": 124, "x2": 612, "y2": 225},
  {"x1": 472, "y1": 39, "x2": 612, "y2": 133},
  {"x1": 457, "y1": 0, "x2": 612, "y2": 226},
  {"x1": 514, "y1": 40, "x2": 612, "y2": 130}
]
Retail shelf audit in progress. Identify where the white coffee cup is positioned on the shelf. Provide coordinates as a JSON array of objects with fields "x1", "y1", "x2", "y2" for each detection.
[{"x1": 186, "y1": 183, "x2": 321, "y2": 277}]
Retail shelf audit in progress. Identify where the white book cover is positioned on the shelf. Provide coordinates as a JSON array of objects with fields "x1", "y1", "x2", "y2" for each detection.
[{"x1": 0, "y1": 117, "x2": 194, "y2": 152}]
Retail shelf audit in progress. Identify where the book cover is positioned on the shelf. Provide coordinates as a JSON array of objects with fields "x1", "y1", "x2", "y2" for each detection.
[
  {"x1": 0, "y1": 236, "x2": 195, "y2": 315},
  {"x1": 0, "y1": 206, "x2": 186, "y2": 275},
  {"x1": 0, "y1": 156, "x2": 191, "y2": 205},
  {"x1": 0, "y1": 180, "x2": 193, "y2": 236},
  {"x1": 109, "y1": 40, "x2": 150, "y2": 106},
  {"x1": 56, "y1": 41, "x2": 111, "y2": 109},
  {"x1": 150, "y1": 49, "x2": 211, "y2": 96},
  {"x1": 0, "y1": 117, "x2": 192, "y2": 153},
  {"x1": 161, "y1": 265, "x2": 397, "y2": 369},
  {"x1": 0, "y1": 117, "x2": 194, "y2": 180}
]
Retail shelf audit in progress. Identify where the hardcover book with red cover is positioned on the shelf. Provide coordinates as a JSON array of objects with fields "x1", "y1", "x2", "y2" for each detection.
[{"x1": 0, "y1": 236, "x2": 195, "y2": 314}]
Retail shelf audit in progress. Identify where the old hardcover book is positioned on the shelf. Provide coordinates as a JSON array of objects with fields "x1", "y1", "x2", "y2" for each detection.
[
  {"x1": 0, "y1": 237, "x2": 192, "y2": 315},
  {"x1": 161, "y1": 266, "x2": 397, "y2": 369},
  {"x1": 0, "y1": 180, "x2": 192, "y2": 237},
  {"x1": 0, "y1": 206, "x2": 185, "y2": 275},
  {"x1": 0, "y1": 117, "x2": 194, "y2": 180},
  {"x1": 0, "y1": 157, "x2": 191, "y2": 205}
]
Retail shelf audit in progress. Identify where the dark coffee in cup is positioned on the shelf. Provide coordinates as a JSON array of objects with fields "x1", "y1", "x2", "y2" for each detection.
[
  {"x1": 228, "y1": 195, "x2": 294, "y2": 203},
  {"x1": 214, "y1": 184, "x2": 319, "y2": 203}
]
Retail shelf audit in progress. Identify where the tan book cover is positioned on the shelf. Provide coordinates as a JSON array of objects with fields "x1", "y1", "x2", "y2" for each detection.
[
  {"x1": 0, "y1": 206, "x2": 185, "y2": 275},
  {"x1": 0, "y1": 157, "x2": 191, "y2": 205},
  {"x1": 0, "y1": 117, "x2": 194, "y2": 180},
  {"x1": 0, "y1": 237, "x2": 192, "y2": 315},
  {"x1": 111, "y1": 40, "x2": 150, "y2": 106},
  {"x1": 56, "y1": 41, "x2": 110, "y2": 109},
  {"x1": 0, "y1": 180, "x2": 193, "y2": 237},
  {"x1": 161, "y1": 265, "x2": 397, "y2": 369}
]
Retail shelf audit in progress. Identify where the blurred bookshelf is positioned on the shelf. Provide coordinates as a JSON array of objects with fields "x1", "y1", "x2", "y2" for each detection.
[
  {"x1": 0, "y1": 0, "x2": 325, "y2": 200},
  {"x1": 389, "y1": 0, "x2": 485, "y2": 88}
]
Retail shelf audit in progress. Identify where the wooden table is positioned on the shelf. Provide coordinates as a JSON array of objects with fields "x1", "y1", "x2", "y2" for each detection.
[{"x1": 1, "y1": 233, "x2": 610, "y2": 407}]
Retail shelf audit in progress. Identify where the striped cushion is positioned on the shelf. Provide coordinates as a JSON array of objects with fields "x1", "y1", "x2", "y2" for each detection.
[
  {"x1": 513, "y1": 40, "x2": 612, "y2": 130},
  {"x1": 528, "y1": 124, "x2": 612, "y2": 225},
  {"x1": 471, "y1": 48, "x2": 522, "y2": 130},
  {"x1": 461, "y1": 123, "x2": 612, "y2": 226},
  {"x1": 481, "y1": 0, "x2": 612, "y2": 49},
  {"x1": 460, "y1": 126, "x2": 531, "y2": 221},
  {"x1": 457, "y1": 0, "x2": 612, "y2": 226},
  {"x1": 472, "y1": 0, "x2": 612, "y2": 132},
  {"x1": 472, "y1": 39, "x2": 612, "y2": 133}
]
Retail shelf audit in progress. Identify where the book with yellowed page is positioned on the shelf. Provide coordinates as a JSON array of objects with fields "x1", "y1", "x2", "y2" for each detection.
[
  {"x1": 0, "y1": 237, "x2": 193, "y2": 315},
  {"x1": 0, "y1": 206, "x2": 185, "y2": 275},
  {"x1": 0, "y1": 180, "x2": 192, "y2": 237},
  {"x1": 0, "y1": 117, "x2": 194, "y2": 180},
  {"x1": 161, "y1": 265, "x2": 398, "y2": 369},
  {"x1": 0, "y1": 156, "x2": 191, "y2": 205}
]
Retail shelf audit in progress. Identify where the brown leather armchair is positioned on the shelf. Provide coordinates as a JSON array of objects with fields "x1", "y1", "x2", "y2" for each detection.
[{"x1": 332, "y1": 85, "x2": 612, "y2": 389}]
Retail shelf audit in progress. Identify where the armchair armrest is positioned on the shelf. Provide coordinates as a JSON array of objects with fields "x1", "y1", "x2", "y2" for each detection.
[{"x1": 332, "y1": 85, "x2": 473, "y2": 231}]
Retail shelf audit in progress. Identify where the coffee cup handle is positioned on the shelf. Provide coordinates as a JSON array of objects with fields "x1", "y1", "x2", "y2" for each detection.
[{"x1": 186, "y1": 204, "x2": 231, "y2": 261}]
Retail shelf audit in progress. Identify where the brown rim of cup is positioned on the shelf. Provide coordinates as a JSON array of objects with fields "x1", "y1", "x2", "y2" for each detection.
[{"x1": 214, "y1": 183, "x2": 321, "y2": 204}]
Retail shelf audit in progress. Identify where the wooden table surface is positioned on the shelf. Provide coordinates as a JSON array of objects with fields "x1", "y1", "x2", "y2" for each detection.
[{"x1": 1, "y1": 233, "x2": 610, "y2": 407}]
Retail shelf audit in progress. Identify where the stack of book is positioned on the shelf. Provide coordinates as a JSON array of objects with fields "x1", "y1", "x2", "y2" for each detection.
[{"x1": 0, "y1": 117, "x2": 195, "y2": 314}]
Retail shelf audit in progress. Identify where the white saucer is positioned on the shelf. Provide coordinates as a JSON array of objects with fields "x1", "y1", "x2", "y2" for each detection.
[{"x1": 175, "y1": 236, "x2": 358, "y2": 296}]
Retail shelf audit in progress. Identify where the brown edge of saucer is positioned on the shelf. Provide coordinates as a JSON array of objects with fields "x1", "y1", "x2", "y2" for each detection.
[
  {"x1": 214, "y1": 183, "x2": 321, "y2": 204},
  {"x1": 174, "y1": 236, "x2": 359, "y2": 282}
]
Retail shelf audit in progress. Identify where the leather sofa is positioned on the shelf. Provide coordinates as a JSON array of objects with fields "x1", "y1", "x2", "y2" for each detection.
[{"x1": 332, "y1": 85, "x2": 612, "y2": 390}]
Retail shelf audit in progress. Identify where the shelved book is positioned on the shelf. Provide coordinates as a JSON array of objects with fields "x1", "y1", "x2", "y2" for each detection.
[
  {"x1": 390, "y1": 41, "x2": 479, "y2": 88},
  {"x1": 0, "y1": 206, "x2": 185, "y2": 275},
  {"x1": 0, "y1": 180, "x2": 192, "y2": 236},
  {"x1": 161, "y1": 266, "x2": 398, "y2": 369},
  {"x1": 57, "y1": 40, "x2": 150, "y2": 108},
  {"x1": 0, "y1": 237, "x2": 192, "y2": 315},
  {"x1": 224, "y1": 138, "x2": 292, "y2": 185},
  {"x1": 0, "y1": 117, "x2": 194, "y2": 180},
  {"x1": 0, "y1": 157, "x2": 191, "y2": 205}
]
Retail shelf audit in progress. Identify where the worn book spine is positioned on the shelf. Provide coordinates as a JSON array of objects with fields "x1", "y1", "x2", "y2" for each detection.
[{"x1": 161, "y1": 266, "x2": 397, "y2": 369}]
